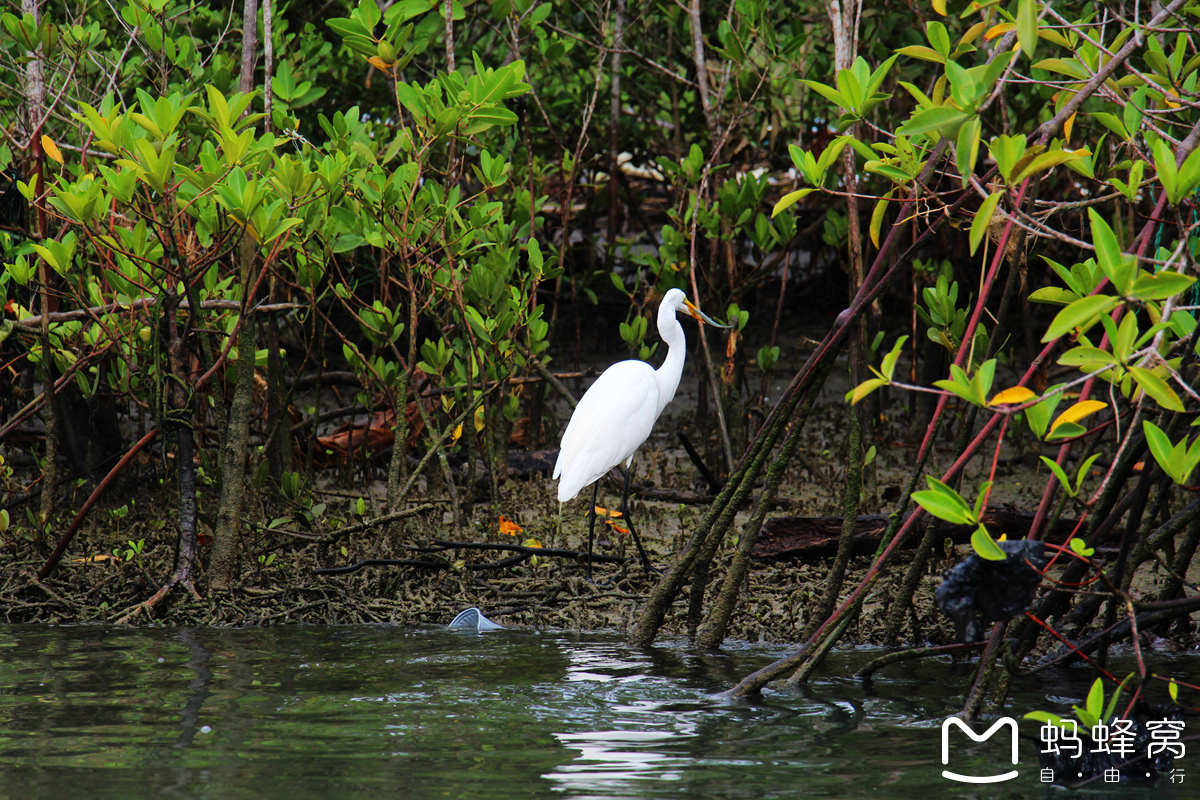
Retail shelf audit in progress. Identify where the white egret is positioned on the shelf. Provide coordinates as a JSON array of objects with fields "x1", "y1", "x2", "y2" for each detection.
[{"x1": 554, "y1": 288, "x2": 730, "y2": 578}]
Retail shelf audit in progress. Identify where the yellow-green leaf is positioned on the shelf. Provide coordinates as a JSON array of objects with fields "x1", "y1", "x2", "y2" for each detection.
[
  {"x1": 1050, "y1": 400, "x2": 1107, "y2": 431},
  {"x1": 869, "y1": 192, "x2": 892, "y2": 248},
  {"x1": 772, "y1": 188, "x2": 814, "y2": 217},
  {"x1": 1012, "y1": 148, "x2": 1087, "y2": 184},
  {"x1": 971, "y1": 526, "x2": 1008, "y2": 560},
  {"x1": 895, "y1": 45, "x2": 946, "y2": 63},
  {"x1": 848, "y1": 378, "x2": 887, "y2": 405}
]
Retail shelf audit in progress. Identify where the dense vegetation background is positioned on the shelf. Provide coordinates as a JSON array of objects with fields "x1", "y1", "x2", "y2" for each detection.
[{"x1": 4, "y1": 0, "x2": 1200, "y2": 708}]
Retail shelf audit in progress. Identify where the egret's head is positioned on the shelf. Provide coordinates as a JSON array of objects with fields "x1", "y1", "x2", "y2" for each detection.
[{"x1": 662, "y1": 288, "x2": 732, "y2": 328}]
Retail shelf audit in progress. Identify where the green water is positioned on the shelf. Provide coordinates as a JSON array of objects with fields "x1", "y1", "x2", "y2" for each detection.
[{"x1": 0, "y1": 624, "x2": 1195, "y2": 798}]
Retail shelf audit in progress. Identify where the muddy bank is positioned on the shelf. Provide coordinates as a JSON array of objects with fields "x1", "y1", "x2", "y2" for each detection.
[{"x1": 4, "y1": 333, "x2": 1198, "y2": 653}]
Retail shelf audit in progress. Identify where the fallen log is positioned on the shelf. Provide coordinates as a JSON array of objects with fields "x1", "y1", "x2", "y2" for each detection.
[{"x1": 751, "y1": 504, "x2": 1122, "y2": 561}]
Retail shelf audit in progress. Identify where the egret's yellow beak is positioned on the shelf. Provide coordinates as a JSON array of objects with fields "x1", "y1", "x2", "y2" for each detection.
[{"x1": 684, "y1": 299, "x2": 733, "y2": 328}]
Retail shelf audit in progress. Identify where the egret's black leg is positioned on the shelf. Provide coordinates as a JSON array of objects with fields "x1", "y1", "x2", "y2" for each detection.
[
  {"x1": 586, "y1": 482, "x2": 599, "y2": 581},
  {"x1": 620, "y1": 464, "x2": 656, "y2": 574}
]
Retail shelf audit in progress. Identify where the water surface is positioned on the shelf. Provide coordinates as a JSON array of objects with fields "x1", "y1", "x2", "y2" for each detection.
[{"x1": 0, "y1": 624, "x2": 1195, "y2": 798}]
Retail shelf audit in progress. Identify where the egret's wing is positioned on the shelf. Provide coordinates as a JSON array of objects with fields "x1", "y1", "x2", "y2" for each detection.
[{"x1": 555, "y1": 360, "x2": 659, "y2": 501}]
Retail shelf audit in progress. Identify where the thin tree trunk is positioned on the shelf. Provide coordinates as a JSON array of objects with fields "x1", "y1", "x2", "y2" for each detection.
[
  {"x1": 210, "y1": 240, "x2": 258, "y2": 590},
  {"x1": 606, "y1": 0, "x2": 624, "y2": 255},
  {"x1": 444, "y1": 0, "x2": 455, "y2": 71},
  {"x1": 239, "y1": 0, "x2": 258, "y2": 97},
  {"x1": 262, "y1": 0, "x2": 284, "y2": 478},
  {"x1": 264, "y1": 0, "x2": 288, "y2": 486},
  {"x1": 688, "y1": 0, "x2": 717, "y2": 142},
  {"x1": 24, "y1": 0, "x2": 54, "y2": 544},
  {"x1": 263, "y1": 0, "x2": 273, "y2": 130}
]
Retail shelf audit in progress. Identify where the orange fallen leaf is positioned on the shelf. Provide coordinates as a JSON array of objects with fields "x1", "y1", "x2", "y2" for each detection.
[
  {"x1": 593, "y1": 506, "x2": 623, "y2": 518},
  {"x1": 499, "y1": 515, "x2": 523, "y2": 535},
  {"x1": 72, "y1": 554, "x2": 117, "y2": 563}
]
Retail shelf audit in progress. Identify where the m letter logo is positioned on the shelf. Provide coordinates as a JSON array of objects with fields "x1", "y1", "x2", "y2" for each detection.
[{"x1": 941, "y1": 717, "x2": 1019, "y2": 783}]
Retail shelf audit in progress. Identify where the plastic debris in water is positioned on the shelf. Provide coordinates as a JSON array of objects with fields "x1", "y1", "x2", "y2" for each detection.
[
  {"x1": 935, "y1": 539, "x2": 1047, "y2": 644},
  {"x1": 448, "y1": 607, "x2": 505, "y2": 631}
]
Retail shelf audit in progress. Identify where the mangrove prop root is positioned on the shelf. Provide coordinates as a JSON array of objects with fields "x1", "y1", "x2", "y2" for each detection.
[
  {"x1": 694, "y1": 355, "x2": 832, "y2": 650},
  {"x1": 855, "y1": 642, "x2": 986, "y2": 679}
]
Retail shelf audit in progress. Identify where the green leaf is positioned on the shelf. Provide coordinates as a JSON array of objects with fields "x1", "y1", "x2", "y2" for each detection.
[
  {"x1": 955, "y1": 117, "x2": 981, "y2": 186},
  {"x1": 1131, "y1": 271, "x2": 1196, "y2": 301},
  {"x1": 1042, "y1": 294, "x2": 1118, "y2": 342},
  {"x1": 1068, "y1": 537, "x2": 1095, "y2": 557},
  {"x1": 1057, "y1": 346, "x2": 1117, "y2": 372},
  {"x1": 869, "y1": 191, "x2": 891, "y2": 248},
  {"x1": 1017, "y1": 0, "x2": 1038, "y2": 60},
  {"x1": 1088, "y1": 208, "x2": 1130, "y2": 291},
  {"x1": 467, "y1": 107, "x2": 519, "y2": 127},
  {"x1": 1024, "y1": 390, "x2": 1062, "y2": 438},
  {"x1": 973, "y1": 480, "x2": 992, "y2": 520},
  {"x1": 1024, "y1": 710, "x2": 1070, "y2": 729},
  {"x1": 897, "y1": 106, "x2": 969, "y2": 137},
  {"x1": 835, "y1": 68, "x2": 863, "y2": 111},
  {"x1": 1129, "y1": 366, "x2": 1185, "y2": 411},
  {"x1": 1152, "y1": 137, "x2": 1180, "y2": 204},
  {"x1": 926, "y1": 20, "x2": 951, "y2": 56},
  {"x1": 913, "y1": 476, "x2": 975, "y2": 525},
  {"x1": 1090, "y1": 112, "x2": 1129, "y2": 141},
  {"x1": 1045, "y1": 421, "x2": 1087, "y2": 441},
  {"x1": 1143, "y1": 420, "x2": 1177, "y2": 479},
  {"x1": 800, "y1": 79, "x2": 846, "y2": 108},
  {"x1": 971, "y1": 526, "x2": 1007, "y2": 560},
  {"x1": 880, "y1": 335, "x2": 908, "y2": 379},
  {"x1": 1040, "y1": 456, "x2": 1074, "y2": 496},
  {"x1": 1028, "y1": 286, "x2": 1079, "y2": 305},
  {"x1": 1086, "y1": 678, "x2": 1105, "y2": 718},
  {"x1": 1103, "y1": 674, "x2": 1134, "y2": 724},
  {"x1": 772, "y1": 188, "x2": 814, "y2": 217},
  {"x1": 1032, "y1": 58, "x2": 1088, "y2": 79},
  {"x1": 969, "y1": 191, "x2": 1002, "y2": 255},
  {"x1": 1178, "y1": 142, "x2": 1200, "y2": 196}
]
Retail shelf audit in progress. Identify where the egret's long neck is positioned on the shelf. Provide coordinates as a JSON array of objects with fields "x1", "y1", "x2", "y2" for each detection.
[{"x1": 653, "y1": 311, "x2": 686, "y2": 419}]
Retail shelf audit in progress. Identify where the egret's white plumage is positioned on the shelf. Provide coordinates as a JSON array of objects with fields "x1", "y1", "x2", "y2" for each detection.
[{"x1": 554, "y1": 289, "x2": 701, "y2": 504}]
